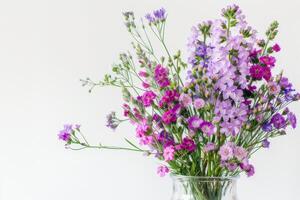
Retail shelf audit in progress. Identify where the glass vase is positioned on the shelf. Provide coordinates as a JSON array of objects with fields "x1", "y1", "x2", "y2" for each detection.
[{"x1": 170, "y1": 175, "x2": 238, "y2": 200}]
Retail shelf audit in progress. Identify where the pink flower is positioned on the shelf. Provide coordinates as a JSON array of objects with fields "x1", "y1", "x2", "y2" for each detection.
[
  {"x1": 203, "y1": 142, "x2": 216, "y2": 152},
  {"x1": 188, "y1": 116, "x2": 202, "y2": 130},
  {"x1": 272, "y1": 44, "x2": 281, "y2": 52},
  {"x1": 179, "y1": 93, "x2": 192, "y2": 107},
  {"x1": 234, "y1": 146, "x2": 248, "y2": 161},
  {"x1": 157, "y1": 165, "x2": 169, "y2": 177},
  {"x1": 200, "y1": 121, "x2": 215, "y2": 137},
  {"x1": 159, "y1": 90, "x2": 180, "y2": 107},
  {"x1": 194, "y1": 98, "x2": 205, "y2": 109},
  {"x1": 142, "y1": 82, "x2": 150, "y2": 89},
  {"x1": 268, "y1": 81, "x2": 281, "y2": 95},
  {"x1": 219, "y1": 142, "x2": 234, "y2": 161},
  {"x1": 141, "y1": 91, "x2": 156, "y2": 107},
  {"x1": 138, "y1": 71, "x2": 149, "y2": 77},
  {"x1": 262, "y1": 67, "x2": 272, "y2": 81},
  {"x1": 162, "y1": 109, "x2": 177, "y2": 124},
  {"x1": 154, "y1": 64, "x2": 170, "y2": 88},
  {"x1": 163, "y1": 146, "x2": 175, "y2": 161},
  {"x1": 139, "y1": 135, "x2": 153, "y2": 145}
]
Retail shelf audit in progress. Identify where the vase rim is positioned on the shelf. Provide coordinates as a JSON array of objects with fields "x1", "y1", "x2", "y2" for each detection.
[{"x1": 170, "y1": 174, "x2": 239, "y2": 181}]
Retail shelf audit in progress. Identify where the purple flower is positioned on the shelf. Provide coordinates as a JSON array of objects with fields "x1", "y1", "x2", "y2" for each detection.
[
  {"x1": 188, "y1": 116, "x2": 203, "y2": 130},
  {"x1": 106, "y1": 111, "x2": 119, "y2": 130},
  {"x1": 153, "y1": 8, "x2": 166, "y2": 20},
  {"x1": 262, "y1": 139, "x2": 270, "y2": 148},
  {"x1": 219, "y1": 142, "x2": 234, "y2": 161},
  {"x1": 157, "y1": 131, "x2": 174, "y2": 147},
  {"x1": 180, "y1": 137, "x2": 196, "y2": 152},
  {"x1": 287, "y1": 112, "x2": 297, "y2": 129},
  {"x1": 200, "y1": 121, "x2": 215, "y2": 137},
  {"x1": 58, "y1": 124, "x2": 73, "y2": 142},
  {"x1": 262, "y1": 123, "x2": 273, "y2": 132},
  {"x1": 271, "y1": 113, "x2": 286, "y2": 129},
  {"x1": 226, "y1": 162, "x2": 238, "y2": 171},
  {"x1": 145, "y1": 14, "x2": 155, "y2": 23},
  {"x1": 141, "y1": 91, "x2": 157, "y2": 107},
  {"x1": 203, "y1": 142, "x2": 216, "y2": 152},
  {"x1": 240, "y1": 160, "x2": 255, "y2": 177},
  {"x1": 157, "y1": 165, "x2": 169, "y2": 177},
  {"x1": 154, "y1": 64, "x2": 170, "y2": 88}
]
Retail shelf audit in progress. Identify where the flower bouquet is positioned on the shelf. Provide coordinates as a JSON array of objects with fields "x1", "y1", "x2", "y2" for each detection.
[{"x1": 59, "y1": 5, "x2": 299, "y2": 200}]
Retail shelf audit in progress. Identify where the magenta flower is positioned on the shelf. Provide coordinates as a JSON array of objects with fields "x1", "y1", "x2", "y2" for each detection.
[
  {"x1": 262, "y1": 67, "x2": 272, "y2": 81},
  {"x1": 159, "y1": 89, "x2": 179, "y2": 107},
  {"x1": 188, "y1": 116, "x2": 203, "y2": 130},
  {"x1": 163, "y1": 146, "x2": 175, "y2": 161},
  {"x1": 141, "y1": 91, "x2": 156, "y2": 107},
  {"x1": 287, "y1": 112, "x2": 297, "y2": 129},
  {"x1": 219, "y1": 142, "x2": 234, "y2": 161},
  {"x1": 271, "y1": 113, "x2": 286, "y2": 129},
  {"x1": 260, "y1": 56, "x2": 276, "y2": 67},
  {"x1": 226, "y1": 162, "x2": 238, "y2": 171},
  {"x1": 272, "y1": 44, "x2": 281, "y2": 52},
  {"x1": 179, "y1": 93, "x2": 192, "y2": 107},
  {"x1": 157, "y1": 165, "x2": 169, "y2": 177},
  {"x1": 180, "y1": 137, "x2": 196, "y2": 152},
  {"x1": 250, "y1": 65, "x2": 264, "y2": 80},
  {"x1": 162, "y1": 109, "x2": 177, "y2": 125},
  {"x1": 138, "y1": 71, "x2": 149, "y2": 77},
  {"x1": 200, "y1": 121, "x2": 215, "y2": 137},
  {"x1": 194, "y1": 98, "x2": 205, "y2": 109},
  {"x1": 154, "y1": 64, "x2": 170, "y2": 88}
]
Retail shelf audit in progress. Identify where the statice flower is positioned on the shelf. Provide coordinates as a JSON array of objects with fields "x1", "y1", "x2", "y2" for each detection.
[
  {"x1": 271, "y1": 113, "x2": 286, "y2": 129},
  {"x1": 157, "y1": 165, "x2": 169, "y2": 177},
  {"x1": 106, "y1": 112, "x2": 120, "y2": 130},
  {"x1": 154, "y1": 64, "x2": 170, "y2": 88}
]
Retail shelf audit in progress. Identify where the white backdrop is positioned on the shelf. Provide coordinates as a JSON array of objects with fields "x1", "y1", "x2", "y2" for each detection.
[{"x1": 0, "y1": 0, "x2": 300, "y2": 199}]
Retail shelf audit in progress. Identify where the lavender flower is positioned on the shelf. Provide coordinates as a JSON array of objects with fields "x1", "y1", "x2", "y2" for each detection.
[
  {"x1": 271, "y1": 113, "x2": 286, "y2": 129},
  {"x1": 287, "y1": 112, "x2": 297, "y2": 129}
]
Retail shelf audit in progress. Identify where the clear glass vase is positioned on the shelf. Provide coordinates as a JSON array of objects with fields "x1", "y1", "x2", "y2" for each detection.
[{"x1": 170, "y1": 175, "x2": 238, "y2": 200}]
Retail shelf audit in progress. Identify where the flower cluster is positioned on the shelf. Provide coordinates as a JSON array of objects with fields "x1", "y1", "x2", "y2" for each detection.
[{"x1": 60, "y1": 5, "x2": 299, "y2": 179}]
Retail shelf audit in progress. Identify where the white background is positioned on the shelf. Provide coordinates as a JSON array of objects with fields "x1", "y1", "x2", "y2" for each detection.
[{"x1": 0, "y1": 0, "x2": 300, "y2": 199}]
